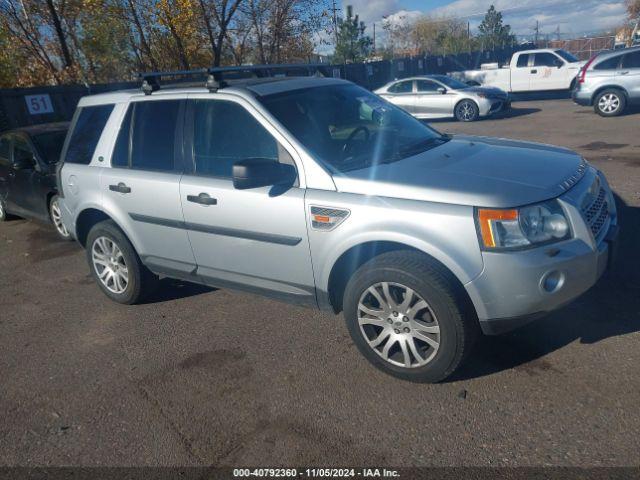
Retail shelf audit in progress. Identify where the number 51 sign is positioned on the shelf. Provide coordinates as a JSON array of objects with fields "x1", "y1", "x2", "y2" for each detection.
[{"x1": 25, "y1": 94, "x2": 54, "y2": 115}]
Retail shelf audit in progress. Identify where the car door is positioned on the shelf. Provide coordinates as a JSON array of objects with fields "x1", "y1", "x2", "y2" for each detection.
[
  {"x1": 617, "y1": 50, "x2": 640, "y2": 101},
  {"x1": 510, "y1": 53, "x2": 532, "y2": 91},
  {"x1": 380, "y1": 80, "x2": 416, "y2": 113},
  {"x1": 530, "y1": 52, "x2": 566, "y2": 90},
  {"x1": 179, "y1": 95, "x2": 316, "y2": 305},
  {"x1": 101, "y1": 99, "x2": 197, "y2": 275},
  {"x1": 414, "y1": 79, "x2": 455, "y2": 118},
  {"x1": 0, "y1": 135, "x2": 11, "y2": 206},
  {"x1": 7, "y1": 134, "x2": 43, "y2": 218}
]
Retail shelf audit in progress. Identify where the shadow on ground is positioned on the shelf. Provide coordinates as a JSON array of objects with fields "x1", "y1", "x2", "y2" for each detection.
[{"x1": 449, "y1": 193, "x2": 640, "y2": 381}]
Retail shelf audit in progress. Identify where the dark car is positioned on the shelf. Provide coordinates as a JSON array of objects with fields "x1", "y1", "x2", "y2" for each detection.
[{"x1": 0, "y1": 122, "x2": 70, "y2": 239}]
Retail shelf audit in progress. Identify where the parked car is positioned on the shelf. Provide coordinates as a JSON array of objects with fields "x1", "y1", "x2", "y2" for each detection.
[
  {"x1": 0, "y1": 122, "x2": 70, "y2": 239},
  {"x1": 58, "y1": 74, "x2": 617, "y2": 382},
  {"x1": 451, "y1": 49, "x2": 585, "y2": 92},
  {"x1": 374, "y1": 75, "x2": 510, "y2": 122},
  {"x1": 572, "y1": 46, "x2": 640, "y2": 117}
]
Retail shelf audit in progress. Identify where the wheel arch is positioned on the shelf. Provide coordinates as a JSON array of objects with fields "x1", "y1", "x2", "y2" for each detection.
[
  {"x1": 75, "y1": 207, "x2": 130, "y2": 248},
  {"x1": 324, "y1": 240, "x2": 475, "y2": 315},
  {"x1": 590, "y1": 85, "x2": 629, "y2": 105}
]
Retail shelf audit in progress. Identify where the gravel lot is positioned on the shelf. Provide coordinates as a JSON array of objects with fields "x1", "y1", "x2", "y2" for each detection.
[{"x1": 1, "y1": 98, "x2": 639, "y2": 468}]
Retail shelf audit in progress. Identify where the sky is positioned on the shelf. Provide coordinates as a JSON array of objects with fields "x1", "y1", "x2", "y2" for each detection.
[{"x1": 341, "y1": 0, "x2": 628, "y2": 41}]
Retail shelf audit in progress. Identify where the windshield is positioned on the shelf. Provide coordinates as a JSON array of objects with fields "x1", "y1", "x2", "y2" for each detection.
[
  {"x1": 32, "y1": 131, "x2": 67, "y2": 164},
  {"x1": 431, "y1": 75, "x2": 469, "y2": 90},
  {"x1": 259, "y1": 84, "x2": 447, "y2": 174},
  {"x1": 555, "y1": 49, "x2": 578, "y2": 63}
]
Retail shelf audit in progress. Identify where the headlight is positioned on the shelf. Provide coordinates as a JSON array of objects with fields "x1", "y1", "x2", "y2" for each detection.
[{"x1": 476, "y1": 200, "x2": 571, "y2": 250}]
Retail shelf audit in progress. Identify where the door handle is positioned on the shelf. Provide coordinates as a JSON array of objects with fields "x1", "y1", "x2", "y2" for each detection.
[
  {"x1": 619, "y1": 71, "x2": 629, "y2": 75},
  {"x1": 187, "y1": 193, "x2": 217, "y2": 205},
  {"x1": 109, "y1": 182, "x2": 131, "y2": 194},
  {"x1": 530, "y1": 69, "x2": 537, "y2": 74}
]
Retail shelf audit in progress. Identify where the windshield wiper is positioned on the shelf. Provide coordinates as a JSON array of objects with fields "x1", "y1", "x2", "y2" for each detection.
[{"x1": 399, "y1": 136, "x2": 449, "y2": 158}]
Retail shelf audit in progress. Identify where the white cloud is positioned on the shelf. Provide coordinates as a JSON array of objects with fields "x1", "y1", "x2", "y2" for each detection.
[
  {"x1": 429, "y1": 0, "x2": 627, "y2": 37},
  {"x1": 341, "y1": 0, "x2": 403, "y2": 25}
]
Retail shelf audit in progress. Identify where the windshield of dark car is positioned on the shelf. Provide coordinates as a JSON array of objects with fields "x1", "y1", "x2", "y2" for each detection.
[
  {"x1": 555, "y1": 49, "x2": 578, "y2": 63},
  {"x1": 32, "y1": 131, "x2": 67, "y2": 164},
  {"x1": 431, "y1": 75, "x2": 470, "y2": 90},
  {"x1": 259, "y1": 84, "x2": 447, "y2": 173}
]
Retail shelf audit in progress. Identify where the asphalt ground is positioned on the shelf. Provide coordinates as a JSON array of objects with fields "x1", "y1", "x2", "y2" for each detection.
[{"x1": 1, "y1": 98, "x2": 639, "y2": 468}]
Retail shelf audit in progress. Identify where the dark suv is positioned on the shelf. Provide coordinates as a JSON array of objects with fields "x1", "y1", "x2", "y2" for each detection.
[{"x1": 0, "y1": 122, "x2": 70, "y2": 238}]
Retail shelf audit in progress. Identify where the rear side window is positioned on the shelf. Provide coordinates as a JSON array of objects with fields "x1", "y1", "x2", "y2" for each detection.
[
  {"x1": 622, "y1": 51, "x2": 640, "y2": 69},
  {"x1": 594, "y1": 55, "x2": 621, "y2": 70},
  {"x1": 64, "y1": 104, "x2": 113, "y2": 164},
  {"x1": 516, "y1": 54, "x2": 529, "y2": 67},
  {"x1": 112, "y1": 101, "x2": 180, "y2": 172},
  {"x1": 191, "y1": 99, "x2": 282, "y2": 178},
  {"x1": 131, "y1": 101, "x2": 180, "y2": 171},
  {"x1": 389, "y1": 81, "x2": 413, "y2": 93}
]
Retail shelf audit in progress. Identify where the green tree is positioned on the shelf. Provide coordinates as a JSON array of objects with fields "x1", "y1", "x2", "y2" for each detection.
[
  {"x1": 333, "y1": 5, "x2": 372, "y2": 64},
  {"x1": 477, "y1": 5, "x2": 515, "y2": 50}
]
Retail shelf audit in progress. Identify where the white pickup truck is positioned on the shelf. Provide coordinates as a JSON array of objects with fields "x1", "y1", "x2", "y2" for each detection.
[{"x1": 450, "y1": 49, "x2": 585, "y2": 92}]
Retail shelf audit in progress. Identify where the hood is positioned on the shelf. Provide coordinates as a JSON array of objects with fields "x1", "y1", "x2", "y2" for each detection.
[{"x1": 331, "y1": 135, "x2": 586, "y2": 208}]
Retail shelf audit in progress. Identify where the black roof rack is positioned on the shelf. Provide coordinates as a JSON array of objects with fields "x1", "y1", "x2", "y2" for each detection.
[{"x1": 139, "y1": 63, "x2": 327, "y2": 95}]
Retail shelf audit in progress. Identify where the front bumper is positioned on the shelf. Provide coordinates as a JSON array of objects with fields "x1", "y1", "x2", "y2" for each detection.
[{"x1": 465, "y1": 169, "x2": 617, "y2": 335}]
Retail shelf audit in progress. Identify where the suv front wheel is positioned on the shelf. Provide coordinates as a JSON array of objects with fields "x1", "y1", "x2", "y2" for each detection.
[
  {"x1": 343, "y1": 251, "x2": 478, "y2": 383},
  {"x1": 86, "y1": 220, "x2": 158, "y2": 304}
]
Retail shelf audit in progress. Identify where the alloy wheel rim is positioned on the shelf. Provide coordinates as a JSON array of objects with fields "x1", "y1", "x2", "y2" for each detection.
[
  {"x1": 458, "y1": 102, "x2": 474, "y2": 120},
  {"x1": 50, "y1": 200, "x2": 69, "y2": 237},
  {"x1": 91, "y1": 236, "x2": 129, "y2": 294},
  {"x1": 599, "y1": 94, "x2": 619, "y2": 113},
  {"x1": 0, "y1": 201, "x2": 4, "y2": 218},
  {"x1": 357, "y1": 282, "x2": 440, "y2": 368}
]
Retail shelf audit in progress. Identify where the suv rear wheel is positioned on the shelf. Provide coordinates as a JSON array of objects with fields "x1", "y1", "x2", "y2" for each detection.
[
  {"x1": 343, "y1": 251, "x2": 478, "y2": 383},
  {"x1": 595, "y1": 89, "x2": 626, "y2": 117},
  {"x1": 86, "y1": 220, "x2": 158, "y2": 304},
  {"x1": 49, "y1": 195, "x2": 71, "y2": 240}
]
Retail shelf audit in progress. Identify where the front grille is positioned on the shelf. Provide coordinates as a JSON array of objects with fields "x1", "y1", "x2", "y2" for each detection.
[{"x1": 581, "y1": 187, "x2": 609, "y2": 239}]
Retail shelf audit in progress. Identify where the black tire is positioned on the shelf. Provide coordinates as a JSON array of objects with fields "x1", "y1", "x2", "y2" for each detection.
[
  {"x1": 49, "y1": 195, "x2": 72, "y2": 241},
  {"x1": 594, "y1": 89, "x2": 626, "y2": 117},
  {"x1": 455, "y1": 100, "x2": 480, "y2": 122},
  {"x1": 343, "y1": 251, "x2": 479, "y2": 383},
  {"x1": 86, "y1": 220, "x2": 158, "y2": 304}
]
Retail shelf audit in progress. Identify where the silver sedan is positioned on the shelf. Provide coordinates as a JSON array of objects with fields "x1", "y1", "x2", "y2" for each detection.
[{"x1": 375, "y1": 75, "x2": 510, "y2": 122}]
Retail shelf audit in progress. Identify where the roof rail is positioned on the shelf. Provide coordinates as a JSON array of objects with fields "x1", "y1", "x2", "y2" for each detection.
[{"x1": 139, "y1": 63, "x2": 327, "y2": 95}]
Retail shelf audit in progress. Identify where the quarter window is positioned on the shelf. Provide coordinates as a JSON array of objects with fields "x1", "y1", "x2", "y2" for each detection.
[
  {"x1": 64, "y1": 104, "x2": 114, "y2": 164},
  {"x1": 388, "y1": 81, "x2": 413, "y2": 93},
  {"x1": 622, "y1": 51, "x2": 640, "y2": 69},
  {"x1": 111, "y1": 106, "x2": 133, "y2": 168},
  {"x1": 190, "y1": 100, "x2": 287, "y2": 179}
]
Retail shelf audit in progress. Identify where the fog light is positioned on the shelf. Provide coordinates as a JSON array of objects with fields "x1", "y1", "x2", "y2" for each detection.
[{"x1": 541, "y1": 270, "x2": 565, "y2": 293}]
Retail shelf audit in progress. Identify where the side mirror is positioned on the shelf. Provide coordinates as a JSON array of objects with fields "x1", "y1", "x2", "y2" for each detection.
[
  {"x1": 232, "y1": 158, "x2": 296, "y2": 190},
  {"x1": 555, "y1": 60, "x2": 564, "y2": 68},
  {"x1": 437, "y1": 87, "x2": 447, "y2": 94},
  {"x1": 13, "y1": 155, "x2": 35, "y2": 170}
]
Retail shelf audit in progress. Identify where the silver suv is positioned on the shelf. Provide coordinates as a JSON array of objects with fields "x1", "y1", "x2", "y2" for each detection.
[
  {"x1": 58, "y1": 73, "x2": 618, "y2": 382},
  {"x1": 573, "y1": 46, "x2": 640, "y2": 116}
]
